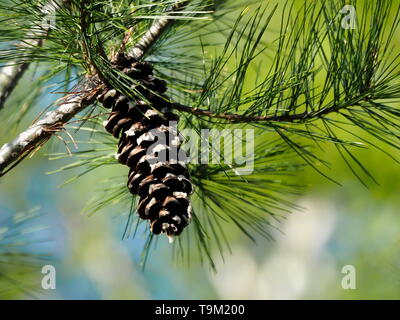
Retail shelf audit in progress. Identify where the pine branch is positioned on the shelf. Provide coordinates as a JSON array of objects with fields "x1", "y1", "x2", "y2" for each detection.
[
  {"x1": 0, "y1": 1, "x2": 189, "y2": 177},
  {"x1": 172, "y1": 102, "x2": 308, "y2": 122},
  {"x1": 0, "y1": 80, "x2": 97, "y2": 176}
]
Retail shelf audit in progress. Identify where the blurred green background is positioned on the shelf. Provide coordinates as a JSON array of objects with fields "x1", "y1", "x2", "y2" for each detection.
[{"x1": 1, "y1": 0, "x2": 400, "y2": 299}]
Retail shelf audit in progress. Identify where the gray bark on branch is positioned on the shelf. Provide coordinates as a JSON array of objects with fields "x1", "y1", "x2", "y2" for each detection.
[{"x1": 0, "y1": 1, "x2": 189, "y2": 176}]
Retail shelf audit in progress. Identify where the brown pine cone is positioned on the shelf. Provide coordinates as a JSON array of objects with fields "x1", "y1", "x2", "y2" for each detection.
[{"x1": 97, "y1": 54, "x2": 193, "y2": 240}]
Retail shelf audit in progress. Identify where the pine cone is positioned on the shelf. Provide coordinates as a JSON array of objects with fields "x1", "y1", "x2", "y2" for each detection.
[{"x1": 97, "y1": 53, "x2": 193, "y2": 239}]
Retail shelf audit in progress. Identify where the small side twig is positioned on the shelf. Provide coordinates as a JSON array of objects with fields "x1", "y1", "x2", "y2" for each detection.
[{"x1": 171, "y1": 103, "x2": 309, "y2": 123}]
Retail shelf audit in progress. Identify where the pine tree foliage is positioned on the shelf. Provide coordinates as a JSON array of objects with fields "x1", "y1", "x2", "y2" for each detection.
[{"x1": 1, "y1": 0, "x2": 400, "y2": 269}]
